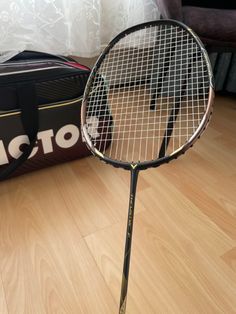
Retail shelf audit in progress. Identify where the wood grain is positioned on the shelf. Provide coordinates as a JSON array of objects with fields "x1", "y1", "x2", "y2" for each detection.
[
  {"x1": 86, "y1": 209, "x2": 236, "y2": 313},
  {"x1": 0, "y1": 171, "x2": 116, "y2": 314},
  {"x1": 0, "y1": 275, "x2": 8, "y2": 314},
  {"x1": 51, "y1": 157, "x2": 147, "y2": 237},
  {"x1": 222, "y1": 247, "x2": 236, "y2": 273},
  {"x1": 0, "y1": 95, "x2": 235, "y2": 313}
]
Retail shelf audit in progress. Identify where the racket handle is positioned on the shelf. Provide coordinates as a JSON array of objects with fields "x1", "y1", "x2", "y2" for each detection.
[{"x1": 119, "y1": 168, "x2": 139, "y2": 314}]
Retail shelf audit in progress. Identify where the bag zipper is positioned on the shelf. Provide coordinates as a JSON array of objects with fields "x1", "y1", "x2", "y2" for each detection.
[
  {"x1": 0, "y1": 65, "x2": 90, "y2": 86},
  {"x1": 0, "y1": 65, "x2": 67, "y2": 76}
]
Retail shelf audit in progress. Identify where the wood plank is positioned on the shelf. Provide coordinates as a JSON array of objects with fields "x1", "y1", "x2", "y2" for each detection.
[
  {"x1": 51, "y1": 157, "x2": 147, "y2": 237},
  {"x1": 0, "y1": 171, "x2": 116, "y2": 314},
  {"x1": 0, "y1": 276, "x2": 8, "y2": 314},
  {"x1": 140, "y1": 170, "x2": 235, "y2": 255},
  {"x1": 151, "y1": 98, "x2": 236, "y2": 240},
  {"x1": 222, "y1": 247, "x2": 236, "y2": 273},
  {"x1": 86, "y1": 207, "x2": 236, "y2": 313}
]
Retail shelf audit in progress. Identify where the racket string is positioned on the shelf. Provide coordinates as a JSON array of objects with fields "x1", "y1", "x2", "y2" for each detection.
[{"x1": 85, "y1": 24, "x2": 210, "y2": 163}]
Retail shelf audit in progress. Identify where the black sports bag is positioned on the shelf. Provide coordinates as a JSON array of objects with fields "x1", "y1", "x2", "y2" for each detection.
[{"x1": 0, "y1": 51, "x2": 111, "y2": 180}]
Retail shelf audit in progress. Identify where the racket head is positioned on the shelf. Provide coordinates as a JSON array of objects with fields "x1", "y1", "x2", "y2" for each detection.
[{"x1": 81, "y1": 19, "x2": 214, "y2": 171}]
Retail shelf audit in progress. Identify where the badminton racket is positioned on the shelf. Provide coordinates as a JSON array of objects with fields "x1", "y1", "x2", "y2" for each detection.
[{"x1": 81, "y1": 19, "x2": 214, "y2": 314}]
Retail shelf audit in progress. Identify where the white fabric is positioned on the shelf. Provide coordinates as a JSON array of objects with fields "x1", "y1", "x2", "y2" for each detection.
[{"x1": 0, "y1": 0, "x2": 160, "y2": 62}]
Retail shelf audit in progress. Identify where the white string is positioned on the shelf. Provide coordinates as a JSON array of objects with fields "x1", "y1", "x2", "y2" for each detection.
[
  {"x1": 87, "y1": 102, "x2": 207, "y2": 118},
  {"x1": 145, "y1": 27, "x2": 156, "y2": 161},
  {"x1": 166, "y1": 25, "x2": 174, "y2": 154},
  {"x1": 113, "y1": 36, "x2": 130, "y2": 159},
  {"x1": 84, "y1": 23, "x2": 210, "y2": 163},
  {"x1": 125, "y1": 40, "x2": 140, "y2": 162},
  {"x1": 131, "y1": 29, "x2": 144, "y2": 162},
  {"x1": 120, "y1": 32, "x2": 140, "y2": 161},
  {"x1": 158, "y1": 24, "x2": 168, "y2": 156},
  {"x1": 138, "y1": 27, "x2": 150, "y2": 162},
  {"x1": 151, "y1": 26, "x2": 161, "y2": 160},
  {"x1": 172, "y1": 28, "x2": 179, "y2": 151},
  {"x1": 179, "y1": 26, "x2": 184, "y2": 149}
]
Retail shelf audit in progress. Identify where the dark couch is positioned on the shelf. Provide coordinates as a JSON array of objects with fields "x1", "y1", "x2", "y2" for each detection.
[
  {"x1": 155, "y1": 0, "x2": 236, "y2": 92},
  {"x1": 156, "y1": 0, "x2": 236, "y2": 50}
]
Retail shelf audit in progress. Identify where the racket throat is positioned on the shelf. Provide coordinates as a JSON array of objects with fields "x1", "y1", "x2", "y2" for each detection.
[{"x1": 119, "y1": 168, "x2": 139, "y2": 314}]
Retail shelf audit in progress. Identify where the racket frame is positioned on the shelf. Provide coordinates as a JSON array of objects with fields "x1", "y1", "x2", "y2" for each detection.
[{"x1": 82, "y1": 19, "x2": 214, "y2": 172}]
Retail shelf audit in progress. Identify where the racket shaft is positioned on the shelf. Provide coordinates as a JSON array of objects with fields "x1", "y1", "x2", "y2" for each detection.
[{"x1": 119, "y1": 168, "x2": 139, "y2": 314}]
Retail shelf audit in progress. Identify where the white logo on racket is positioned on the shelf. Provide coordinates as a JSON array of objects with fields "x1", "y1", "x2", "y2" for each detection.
[{"x1": 87, "y1": 116, "x2": 100, "y2": 139}]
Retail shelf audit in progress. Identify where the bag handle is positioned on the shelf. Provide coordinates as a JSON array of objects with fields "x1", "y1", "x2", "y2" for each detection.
[
  {"x1": 0, "y1": 83, "x2": 38, "y2": 180},
  {"x1": 10, "y1": 50, "x2": 70, "y2": 63}
]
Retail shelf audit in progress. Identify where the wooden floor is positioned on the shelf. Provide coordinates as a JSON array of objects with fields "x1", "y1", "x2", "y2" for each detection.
[{"x1": 0, "y1": 95, "x2": 236, "y2": 314}]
